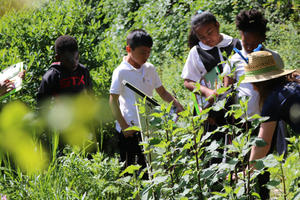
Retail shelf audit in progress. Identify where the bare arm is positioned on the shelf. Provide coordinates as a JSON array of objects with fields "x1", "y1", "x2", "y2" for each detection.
[
  {"x1": 109, "y1": 94, "x2": 135, "y2": 137},
  {"x1": 249, "y1": 121, "x2": 277, "y2": 161},
  {"x1": 183, "y1": 79, "x2": 197, "y2": 92},
  {"x1": 155, "y1": 85, "x2": 184, "y2": 113}
]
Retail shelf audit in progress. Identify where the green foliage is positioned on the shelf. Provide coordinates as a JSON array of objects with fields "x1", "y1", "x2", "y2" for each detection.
[
  {"x1": 266, "y1": 22, "x2": 300, "y2": 70},
  {"x1": 0, "y1": 0, "x2": 120, "y2": 107},
  {"x1": 0, "y1": 150, "x2": 131, "y2": 199},
  {"x1": 0, "y1": 0, "x2": 43, "y2": 16},
  {"x1": 203, "y1": 0, "x2": 299, "y2": 23},
  {"x1": 0, "y1": 0, "x2": 298, "y2": 108}
]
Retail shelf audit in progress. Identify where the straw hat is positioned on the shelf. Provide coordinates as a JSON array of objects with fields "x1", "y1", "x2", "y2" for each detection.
[{"x1": 242, "y1": 51, "x2": 296, "y2": 83}]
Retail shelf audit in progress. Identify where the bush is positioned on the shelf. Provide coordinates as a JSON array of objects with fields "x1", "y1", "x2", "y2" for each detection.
[{"x1": 0, "y1": 150, "x2": 132, "y2": 199}]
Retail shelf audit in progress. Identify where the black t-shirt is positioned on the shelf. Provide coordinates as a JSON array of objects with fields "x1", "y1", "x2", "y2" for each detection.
[{"x1": 37, "y1": 62, "x2": 93, "y2": 103}]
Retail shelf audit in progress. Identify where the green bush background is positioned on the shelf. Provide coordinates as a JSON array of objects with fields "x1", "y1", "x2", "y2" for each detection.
[{"x1": 0, "y1": 0, "x2": 299, "y2": 107}]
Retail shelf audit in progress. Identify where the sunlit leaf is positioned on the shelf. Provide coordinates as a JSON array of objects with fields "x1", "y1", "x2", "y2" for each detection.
[{"x1": 120, "y1": 165, "x2": 141, "y2": 176}]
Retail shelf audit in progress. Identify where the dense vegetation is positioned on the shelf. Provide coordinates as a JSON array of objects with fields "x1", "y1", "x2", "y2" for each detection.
[{"x1": 0, "y1": 0, "x2": 299, "y2": 199}]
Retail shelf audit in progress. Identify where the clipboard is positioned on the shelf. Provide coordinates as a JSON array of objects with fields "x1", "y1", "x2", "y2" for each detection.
[
  {"x1": 0, "y1": 62, "x2": 25, "y2": 100},
  {"x1": 122, "y1": 80, "x2": 160, "y2": 178},
  {"x1": 122, "y1": 80, "x2": 160, "y2": 107},
  {"x1": 192, "y1": 66, "x2": 220, "y2": 115}
]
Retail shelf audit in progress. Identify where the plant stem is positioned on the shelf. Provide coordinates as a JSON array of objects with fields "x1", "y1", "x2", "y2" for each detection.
[
  {"x1": 192, "y1": 119, "x2": 202, "y2": 199},
  {"x1": 145, "y1": 107, "x2": 153, "y2": 179},
  {"x1": 280, "y1": 162, "x2": 287, "y2": 200},
  {"x1": 163, "y1": 114, "x2": 176, "y2": 197}
]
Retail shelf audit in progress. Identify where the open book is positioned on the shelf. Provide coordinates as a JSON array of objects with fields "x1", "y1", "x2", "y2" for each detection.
[{"x1": 0, "y1": 62, "x2": 25, "y2": 100}]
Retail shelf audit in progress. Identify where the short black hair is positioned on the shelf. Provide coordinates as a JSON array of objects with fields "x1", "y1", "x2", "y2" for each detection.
[
  {"x1": 236, "y1": 9, "x2": 268, "y2": 38},
  {"x1": 191, "y1": 11, "x2": 217, "y2": 29},
  {"x1": 55, "y1": 35, "x2": 78, "y2": 55},
  {"x1": 126, "y1": 29, "x2": 153, "y2": 50},
  {"x1": 188, "y1": 11, "x2": 218, "y2": 49}
]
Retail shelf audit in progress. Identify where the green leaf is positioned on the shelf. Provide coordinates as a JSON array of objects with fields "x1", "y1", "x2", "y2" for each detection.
[
  {"x1": 253, "y1": 160, "x2": 265, "y2": 170},
  {"x1": 153, "y1": 176, "x2": 168, "y2": 184},
  {"x1": 224, "y1": 185, "x2": 233, "y2": 194},
  {"x1": 292, "y1": 191, "x2": 300, "y2": 200},
  {"x1": 273, "y1": 153, "x2": 285, "y2": 162},
  {"x1": 201, "y1": 169, "x2": 215, "y2": 179},
  {"x1": 124, "y1": 126, "x2": 140, "y2": 132},
  {"x1": 211, "y1": 191, "x2": 228, "y2": 197},
  {"x1": 212, "y1": 98, "x2": 226, "y2": 111},
  {"x1": 216, "y1": 86, "x2": 230, "y2": 94},
  {"x1": 262, "y1": 154, "x2": 279, "y2": 168},
  {"x1": 151, "y1": 112, "x2": 164, "y2": 118},
  {"x1": 251, "y1": 192, "x2": 261, "y2": 199},
  {"x1": 120, "y1": 165, "x2": 141, "y2": 176},
  {"x1": 234, "y1": 185, "x2": 245, "y2": 197},
  {"x1": 249, "y1": 114, "x2": 261, "y2": 120},
  {"x1": 266, "y1": 180, "x2": 281, "y2": 188},
  {"x1": 149, "y1": 137, "x2": 162, "y2": 145},
  {"x1": 254, "y1": 137, "x2": 267, "y2": 147}
]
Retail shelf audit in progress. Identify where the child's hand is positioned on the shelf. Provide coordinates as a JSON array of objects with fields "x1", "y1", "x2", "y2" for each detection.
[
  {"x1": 0, "y1": 80, "x2": 15, "y2": 96},
  {"x1": 288, "y1": 71, "x2": 300, "y2": 83},
  {"x1": 18, "y1": 70, "x2": 26, "y2": 79},
  {"x1": 206, "y1": 88, "x2": 218, "y2": 104}
]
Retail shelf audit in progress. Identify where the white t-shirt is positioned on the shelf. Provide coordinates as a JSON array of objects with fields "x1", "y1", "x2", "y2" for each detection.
[
  {"x1": 110, "y1": 57, "x2": 162, "y2": 132},
  {"x1": 223, "y1": 48, "x2": 284, "y2": 117},
  {"x1": 181, "y1": 33, "x2": 234, "y2": 107}
]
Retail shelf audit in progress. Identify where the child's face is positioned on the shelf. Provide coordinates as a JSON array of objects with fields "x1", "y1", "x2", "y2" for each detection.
[
  {"x1": 57, "y1": 51, "x2": 79, "y2": 72},
  {"x1": 240, "y1": 31, "x2": 265, "y2": 54},
  {"x1": 127, "y1": 45, "x2": 151, "y2": 68},
  {"x1": 195, "y1": 22, "x2": 222, "y2": 47}
]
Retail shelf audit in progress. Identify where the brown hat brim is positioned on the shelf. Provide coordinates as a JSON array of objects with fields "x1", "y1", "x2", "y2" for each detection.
[{"x1": 242, "y1": 69, "x2": 296, "y2": 83}]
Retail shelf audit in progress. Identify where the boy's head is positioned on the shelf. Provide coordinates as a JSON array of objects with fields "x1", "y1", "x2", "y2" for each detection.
[
  {"x1": 190, "y1": 11, "x2": 221, "y2": 48},
  {"x1": 126, "y1": 29, "x2": 153, "y2": 68},
  {"x1": 55, "y1": 35, "x2": 79, "y2": 72},
  {"x1": 236, "y1": 9, "x2": 268, "y2": 53},
  {"x1": 126, "y1": 29, "x2": 153, "y2": 50}
]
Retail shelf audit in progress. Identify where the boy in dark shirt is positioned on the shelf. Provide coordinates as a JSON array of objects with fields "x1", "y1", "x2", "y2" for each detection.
[
  {"x1": 37, "y1": 35, "x2": 92, "y2": 104},
  {"x1": 37, "y1": 35, "x2": 93, "y2": 156}
]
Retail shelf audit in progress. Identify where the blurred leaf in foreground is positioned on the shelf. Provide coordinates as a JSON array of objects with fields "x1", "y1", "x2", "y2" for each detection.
[{"x1": 0, "y1": 101, "x2": 48, "y2": 173}]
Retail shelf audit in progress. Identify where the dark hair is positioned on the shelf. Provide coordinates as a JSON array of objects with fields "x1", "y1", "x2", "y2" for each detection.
[
  {"x1": 188, "y1": 11, "x2": 218, "y2": 49},
  {"x1": 126, "y1": 29, "x2": 153, "y2": 50},
  {"x1": 236, "y1": 9, "x2": 268, "y2": 39},
  {"x1": 55, "y1": 35, "x2": 78, "y2": 55},
  {"x1": 253, "y1": 76, "x2": 288, "y2": 109}
]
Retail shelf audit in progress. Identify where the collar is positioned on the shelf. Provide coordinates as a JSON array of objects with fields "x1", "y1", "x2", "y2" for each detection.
[
  {"x1": 122, "y1": 56, "x2": 135, "y2": 70},
  {"x1": 199, "y1": 33, "x2": 233, "y2": 50},
  {"x1": 121, "y1": 56, "x2": 145, "y2": 73}
]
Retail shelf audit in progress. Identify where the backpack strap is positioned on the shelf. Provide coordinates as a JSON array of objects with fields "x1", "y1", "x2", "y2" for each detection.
[
  {"x1": 196, "y1": 45, "x2": 220, "y2": 73},
  {"x1": 220, "y1": 38, "x2": 242, "y2": 60},
  {"x1": 196, "y1": 38, "x2": 242, "y2": 74}
]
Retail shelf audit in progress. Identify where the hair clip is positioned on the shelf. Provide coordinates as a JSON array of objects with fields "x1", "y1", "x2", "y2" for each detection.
[{"x1": 197, "y1": 10, "x2": 203, "y2": 14}]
